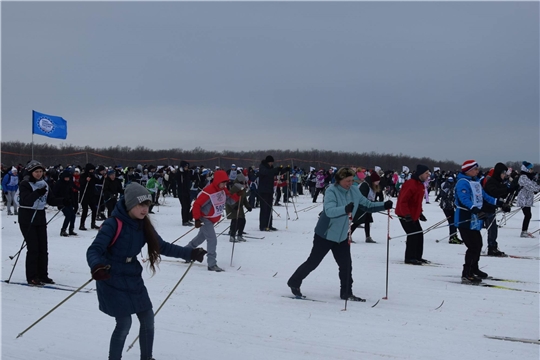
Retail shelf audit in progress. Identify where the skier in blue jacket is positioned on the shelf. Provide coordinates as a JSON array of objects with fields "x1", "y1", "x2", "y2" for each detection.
[
  {"x1": 454, "y1": 160, "x2": 510, "y2": 284},
  {"x1": 87, "y1": 182, "x2": 207, "y2": 360}
]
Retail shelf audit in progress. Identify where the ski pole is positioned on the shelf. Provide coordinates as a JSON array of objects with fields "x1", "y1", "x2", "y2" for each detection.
[
  {"x1": 16, "y1": 276, "x2": 96, "y2": 338},
  {"x1": 169, "y1": 227, "x2": 197, "y2": 245},
  {"x1": 126, "y1": 261, "x2": 194, "y2": 352},
  {"x1": 290, "y1": 190, "x2": 299, "y2": 220},
  {"x1": 6, "y1": 209, "x2": 38, "y2": 283},
  {"x1": 230, "y1": 199, "x2": 242, "y2": 267},
  {"x1": 79, "y1": 181, "x2": 89, "y2": 208},
  {"x1": 383, "y1": 209, "x2": 390, "y2": 300},
  {"x1": 342, "y1": 212, "x2": 353, "y2": 312},
  {"x1": 96, "y1": 176, "x2": 106, "y2": 218}
]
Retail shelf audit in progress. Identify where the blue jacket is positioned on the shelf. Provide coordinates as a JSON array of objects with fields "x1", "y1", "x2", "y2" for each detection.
[
  {"x1": 2, "y1": 171, "x2": 19, "y2": 192},
  {"x1": 454, "y1": 172, "x2": 498, "y2": 231},
  {"x1": 86, "y1": 199, "x2": 193, "y2": 317},
  {"x1": 314, "y1": 184, "x2": 386, "y2": 242}
]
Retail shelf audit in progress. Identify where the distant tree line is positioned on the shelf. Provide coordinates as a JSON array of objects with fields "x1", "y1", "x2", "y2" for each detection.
[{"x1": 0, "y1": 141, "x2": 529, "y2": 173}]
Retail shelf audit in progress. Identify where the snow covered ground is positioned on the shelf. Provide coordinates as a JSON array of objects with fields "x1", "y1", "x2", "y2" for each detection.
[{"x1": 1, "y1": 192, "x2": 538, "y2": 359}]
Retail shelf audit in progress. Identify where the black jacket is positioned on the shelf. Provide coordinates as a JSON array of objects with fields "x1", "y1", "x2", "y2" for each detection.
[
  {"x1": 257, "y1": 160, "x2": 281, "y2": 194},
  {"x1": 18, "y1": 175, "x2": 63, "y2": 225},
  {"x1": 483, "y1": 163, "x2": 510, "y2": 214}
]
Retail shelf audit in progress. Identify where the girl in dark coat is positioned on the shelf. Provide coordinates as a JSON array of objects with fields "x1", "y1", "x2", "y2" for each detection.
[
  {"x1": 86, "y1": 183, "x2": 207, "y2": 360},
  {"x1": 18, "y1": 160, "x2": 63, "y2": 285}
]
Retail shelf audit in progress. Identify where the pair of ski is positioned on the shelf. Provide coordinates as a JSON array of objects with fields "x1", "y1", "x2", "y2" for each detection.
[
  {"x1": 451, "y1": 280, "x2": 538, "y2": 294},
  {"x1": 282, "y1": 295, "x2": 367, "y2": 303},
  {"x1": 480, "y1": 254, "x2": 540, "y2": 260},
  {"x1": 5, "y1": 281, "x2": 94, "y2": 293}
]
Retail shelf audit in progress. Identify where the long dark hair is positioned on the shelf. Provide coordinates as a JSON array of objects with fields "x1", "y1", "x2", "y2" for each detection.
[{"x1": 141, "y1": 204, "x2": 161, "y2": 275}]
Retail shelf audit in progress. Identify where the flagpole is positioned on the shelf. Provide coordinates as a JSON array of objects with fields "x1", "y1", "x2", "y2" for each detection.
[{"x1": 31, "y1": 110, "x2": 34, "y2": 159}]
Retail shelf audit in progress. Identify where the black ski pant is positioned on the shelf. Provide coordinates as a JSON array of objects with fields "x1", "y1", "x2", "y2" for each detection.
[
  {"x1": 106, "y1": 198, "x2": 117, "y2": 218},
  {"x1": 399, "y1": 218, "x2": 424, "y2": 261},
  {"x1": 288, "y1": 234, "x2": 353, "y2": 299},
  {"x1": 522, "y1": 207, "x2": 532, "y2": 232},
  {"x1": 458, "y1": 227, "x2": 482, "y2": 277},
  {"x1": 80, "y1": 197, "x2": 97, "y2": 227},
  {"x1": 61, "y1": 206, "x2": 76, "y2": 231},
  {"x1": 230, "y1": 218, "x2": 246, "y2": 236},
  {"x1": 179, "y1": 192, "x2": 192, "y2": 223},
  {"x1": 442, "y1": 208, "x2": 456, "y2": 237},
  {"x1": 313, "y1": 187, "x2": 324, "y2": 203},
  {"x1": 483, "y1": 213, "x2": 498, "y2": 249},
  {"x1": 275, "y1": 187, "x2": 282, "y2": 205},
  {"x1": 259, "y1": 192, "x2": 273, "y2": 230},
  {"x1": 20, "y1": 223, "x2": 49, "y2": 282}
]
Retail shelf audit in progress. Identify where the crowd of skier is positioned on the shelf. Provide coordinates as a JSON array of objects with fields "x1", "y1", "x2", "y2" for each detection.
[{"x1": 2, "y1": 157, "x2": 538, "y2": 359}]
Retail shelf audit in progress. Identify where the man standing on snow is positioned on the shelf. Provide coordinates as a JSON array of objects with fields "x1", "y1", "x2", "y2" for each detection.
[
  {"x1": 177, "y1": 160, "x2": 193, "y2": 226},
  {"x1": 257, "y1": 155, "x2": 283, "y2": 231},
  {"x1": 455, "y1": 160, "x2": 510, "y2": 284}
]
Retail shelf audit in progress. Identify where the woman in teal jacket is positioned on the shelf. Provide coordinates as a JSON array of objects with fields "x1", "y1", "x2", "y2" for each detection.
[
  {"x1": 87, "y1": 183, "x2": 206, "y2": 360},
  {"x1": 287, "y1": 168, "x2": 393, "y2": 301}
]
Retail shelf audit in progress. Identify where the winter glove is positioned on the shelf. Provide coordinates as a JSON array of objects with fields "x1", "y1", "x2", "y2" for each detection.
[
  {"x1": 403, "y1": 214, "x2": 413, "y2": 222},
  {"x1": 477, "y1": 212, "x2": 487, "y2": 220},
  {"x1": 233, "y1": 183, "x2": 245, "y2": 192},
  {"x1": 246, "y1": 206, "x2": 252, "y2": 212},
  {"x1": 496, "y1": 199, "x2": 505, "y2": 207},
  {"x1": 344, "y1": 202, "x2": 354, "y2": 214},
  {"x1": 470, "y1": 207, "x2": 481, "y2": 215},
  {"x1": 36, "y1": 187, "x2": 47, "y2": 196},
  {"x1": 91, "y1": 264, "x2": 111, "y2": 281},
  {"x1": 501, "y1": 204, "x2": 511, "y2": 213},
  {"x1": 419, "y1": 213, "x2": 427, "y2": 222},
  {"x1": 194, "y1": 219, "x2": 202, "y2": 228},
  {"x1": 190, "y1": 248, "x2": 207, "y2": 263},
  {"x1": 383, "y1": 200, "x2": 393, "y2": 210}
]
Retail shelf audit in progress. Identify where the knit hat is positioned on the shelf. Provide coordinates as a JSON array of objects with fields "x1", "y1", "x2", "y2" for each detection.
[
  {"x1": 236, "y1": 173, "x2": 246, "y2": 183},
  {"x1": 11, "y1": 167, "x2": 18, "y2": 173},
  {"x1": 521, "y1": 161, "x2": 533, "y2": 172},
  {"x1": 60, "y1": 169, "x2": 72, "y2": 179},
  {"x1": 26, "y1": 160, "x2": 45, "y2": 173},
  {"x1": 180, "y1": 160, "x2": 189, "y2": 168},
  {"x1": 124, "y1": 183, "x2": 153, "y2": 211},
  {"x1": 370, "y1": 172, "x2": 381, "y2": 182},
  {"x1": 416, "y1": 164, "x2": 430, "y2": 175},
  {"x1": 461, "y1": 160, "x2": 478, "y2": 173},
  {"x1": 265, "y1": 155, "x2": 275, "y2": 163},
  {"x1": 231, "y1": 164, "x2": 236, "y2": 168},
  {"x1": 107, "y1": 169, "x2": 115, "y2": 176},
  {"x1": 334, "y1": 167, "x2": 355, "y2": 183}
]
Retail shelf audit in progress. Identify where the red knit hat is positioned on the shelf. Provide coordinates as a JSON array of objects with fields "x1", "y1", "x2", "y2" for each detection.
[
  {"x1": 461, "y1": 160, "x2": 478, "y2": 173},
  {"x1": 370, "y1": 172, "x2": 380, "y2": 182}
]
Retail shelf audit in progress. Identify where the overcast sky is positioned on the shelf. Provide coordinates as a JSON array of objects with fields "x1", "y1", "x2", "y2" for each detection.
[{"x1": 2, "y1": 1, "x2": 538, "y2": 166}]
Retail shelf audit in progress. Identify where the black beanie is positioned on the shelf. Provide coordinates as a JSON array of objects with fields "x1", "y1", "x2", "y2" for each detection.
[
  {"x1": 416, "y1": 164, "x2": 430, "y2": 175},
  {"x1": 265, "y1": 155, "x2": 275, "y2": 163}
]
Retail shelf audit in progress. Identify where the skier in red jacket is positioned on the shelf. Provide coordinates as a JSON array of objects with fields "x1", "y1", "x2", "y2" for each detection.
[
  {"x1": 185, "y1": 170, "x2": 240, "y2": 272},
  {"x1": 395, "y1": 164, "x2": 431, "y2": 265}
]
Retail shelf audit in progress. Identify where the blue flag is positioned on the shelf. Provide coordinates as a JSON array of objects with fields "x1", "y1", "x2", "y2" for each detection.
[{"x1": 32, "y1": 110, "x2": 68, "y2": 139}]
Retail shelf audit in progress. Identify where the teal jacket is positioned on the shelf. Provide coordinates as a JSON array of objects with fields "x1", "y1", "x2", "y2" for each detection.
[{"x1": 315, "y1": 184, "x2": 386, "y2": 242}]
